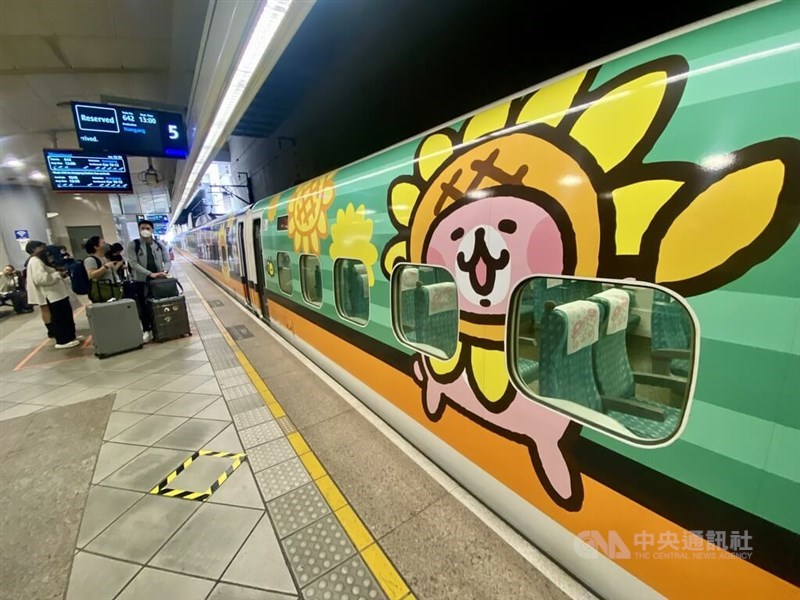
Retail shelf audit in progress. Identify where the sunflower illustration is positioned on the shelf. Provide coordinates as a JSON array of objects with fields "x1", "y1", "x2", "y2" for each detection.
[
  {"x1": 381, "y1": 56, "x2": 799, "y2": 296},
  {"x1": 379, "y1": 54, "x2": 799, "y2": 510},
  {"x1": 329, "y1": 203, "x2": 379, "y2": 286},
  {"x1": 266, "y1": 258, "x2": 275, "y2": 278},
  {"x1": 287, "y1": 172, "x2": 336, "y2": 255}
]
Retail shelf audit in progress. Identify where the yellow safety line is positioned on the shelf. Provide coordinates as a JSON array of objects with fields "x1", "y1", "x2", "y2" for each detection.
[{"x1": 193, "y1": 285, "x2": 412, "y2": 599}]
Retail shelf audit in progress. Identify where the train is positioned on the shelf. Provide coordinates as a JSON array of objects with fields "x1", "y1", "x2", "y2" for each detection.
[{"x1": 176, "y1": 2, "x2": 800, "y2": 598}]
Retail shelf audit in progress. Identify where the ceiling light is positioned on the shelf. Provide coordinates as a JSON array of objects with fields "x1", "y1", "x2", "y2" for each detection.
[
  {"x1": 170, "y1": 0, "x2": 294, "y2": 227},
  {"x1": 4, "y1": 157, "x2": 23, "y2": 169},
  {"x1": 30, "y1": 170, "x2": 45, "y2": 181},
  {"x1": 47, "y1": 212, "x2": 59, "y2": 218}
]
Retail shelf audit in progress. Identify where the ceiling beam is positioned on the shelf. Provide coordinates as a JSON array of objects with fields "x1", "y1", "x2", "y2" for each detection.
[{"x1": 0, "y1": 67, "x2": 170, "y2": 75}]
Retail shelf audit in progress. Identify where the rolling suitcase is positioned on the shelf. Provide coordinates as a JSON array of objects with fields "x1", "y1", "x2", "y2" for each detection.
[
  {"x1": 86, "y1": 299, "x2": 143, "y2": 359},
  {"x1": 148, "y1": 277, "x2": 182, "y2": 299},
  {"x1": 149, "y1": 296, "x2": 191, "y2": 342}
]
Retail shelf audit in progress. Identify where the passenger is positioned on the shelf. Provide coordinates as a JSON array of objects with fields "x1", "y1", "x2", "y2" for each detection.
[
  {"x1": 0, "y1": 265, "x2": 34, "y2": 314},
  {"x1": 25, "y1": 240, "x2": 82, "y2": 349},
  {"x1": 126, "y1": 220, "x2": 171, "y2": 343},
  {"x1": 84, "y1": 236, "x2": 122, "y2": 303},
  {"x1": 106, "y1": 242, "x2": 127, "y2": 279}
]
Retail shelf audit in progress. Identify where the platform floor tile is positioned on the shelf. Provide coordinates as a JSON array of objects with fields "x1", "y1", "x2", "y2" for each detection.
[
  {"x1": 268, "y1": 482, "x2": 331, "y2": 538},
  {"x1": 283, "y1": 514, "x2": 356, "y2": 587},
  {"x1": 255, "y1": 456, "x2": 312, "y2": 502},
  {"x1": 240, "y1": 419, "x2": 283, "y2": 448},
  {"x1": 302, "y1": 555, "x2": 387, "y2": 600},
  {"x1": 247, "y1": 436, "x2": 296, "y2": 473}
]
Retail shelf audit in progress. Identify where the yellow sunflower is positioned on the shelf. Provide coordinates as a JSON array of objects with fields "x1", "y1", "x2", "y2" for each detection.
[
  {"x1": 266, "y1": 195, "x2": 280, "y2": 222},
  {"x1": 287, "y1": 172, "x2": 336, "y2": 255},
  {"x1": 266, "y1": 258, "x2": 275, "y2": 278},
  {"x1": 381, "y1": 56, "x2": 799, "y2": 297},
  {"x1": 329, "y1": 203, "x2": 378, "y2": 286}
]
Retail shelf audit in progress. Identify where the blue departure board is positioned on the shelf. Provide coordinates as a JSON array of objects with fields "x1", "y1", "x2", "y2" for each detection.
[
  {"x1": 72, "y1": 102, "x2": 188, "y2": 158},
  {"x1": 145, "y1": 214, "x2": 169, "y2": 236},
  {"x1": 43, "y1": 149, "x2": 133, "y2": 193}
]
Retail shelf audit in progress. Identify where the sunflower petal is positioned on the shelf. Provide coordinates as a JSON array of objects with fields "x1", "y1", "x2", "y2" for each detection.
[
  {"x1": 655, "y1": 160, "x2": 785, "y2": 284},
  {"x1": 613, "y1": 180, "x2": 683, "y2": 255},
  {"x1": 418, "y1": 133, "x2": 454, "y2": 180},
  {"x1": 389, "y1": 181, "x2": 419, "y2": 227},
  {"x1": 518, "y1": 72, "x2": 586, "y2": 127},
  {"x1": 463, "y1": 101, "x2": 511, "y2": 143},
  {"x1": 382, "y1": 240, "x2": 407, "y2": 276},
  {"x1": 571, "y1": 71, "x2": 668, "y2": 171}
]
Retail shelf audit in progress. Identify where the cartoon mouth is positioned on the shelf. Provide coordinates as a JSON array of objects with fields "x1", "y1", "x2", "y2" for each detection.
[{"x1": 457, "y1": 228, "x2": 509, "y2": 297}]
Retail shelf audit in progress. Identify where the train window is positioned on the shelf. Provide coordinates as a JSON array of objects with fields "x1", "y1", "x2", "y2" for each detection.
[
  {"x1": 276, "y1": 252, "x2": 293, "y2": 295},
  {"x1": 508, "y1": 276, "x2": 697, "y2": 446},
  {"x1": 300, "y1": 255, "x2": 323, "y2": 307},
  {"x1": 391, "y1": 264, "x2": 458, "y2": 360},
  {"x1": 333, "y1": 258, "x2": 370, "y2": 326}
]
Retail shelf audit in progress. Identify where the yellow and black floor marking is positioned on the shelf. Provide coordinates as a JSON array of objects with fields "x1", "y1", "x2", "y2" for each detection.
[{"x1": 150, "y1": 450, "x2": 247, "y2": 502}]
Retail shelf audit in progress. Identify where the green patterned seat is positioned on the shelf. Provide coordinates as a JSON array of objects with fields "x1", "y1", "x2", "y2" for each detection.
[
  {"x1": 651, "y1": 290, "x2": 692, "y2": 377},
  {"x1": 591, "y1": 294, "x2": 681, "y2": 440},
  {"x1": 539, "y1": 302, "x2": 603, "y2": 412},
  {"x1": 414, "y1": 283, "x2": 458, "y2": 359}
]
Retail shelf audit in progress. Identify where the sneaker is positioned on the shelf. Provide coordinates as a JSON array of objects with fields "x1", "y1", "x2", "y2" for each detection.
[
  {"x1": 55, "y1": 339, "x2": 81, "y2": 349},
  {"x1": 142, "y1": 331, "x2": 152, "y2": 344},
  {"x1": 75, "y1": 335, "x2": 85, "y2": 342}
]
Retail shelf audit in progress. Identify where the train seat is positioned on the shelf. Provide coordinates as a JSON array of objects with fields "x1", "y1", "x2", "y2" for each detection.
[
  {"x1": 651, "y1": 290, "x2": 692, "y2": 377},
  {"x1": 589, "y1": 290, "x2": 683, "y2": 439},
  {"x1": 414, "y1": 282, "x2": 458, "y2": 359},
  {"x1": 539, "y1": 299, "x2": 603, "y2": 412}
]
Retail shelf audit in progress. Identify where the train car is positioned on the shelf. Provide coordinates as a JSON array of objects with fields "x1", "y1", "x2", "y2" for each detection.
[{"x1": 177, "y1": 2, "x2": 800, "y2": 598}]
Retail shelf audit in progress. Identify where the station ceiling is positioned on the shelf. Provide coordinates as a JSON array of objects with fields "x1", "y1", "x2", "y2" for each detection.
[{"x1": 0, "y1": 0, "x2": 207, "y2": 188}]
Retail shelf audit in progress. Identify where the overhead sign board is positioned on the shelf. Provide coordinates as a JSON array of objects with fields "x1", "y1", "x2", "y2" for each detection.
[
  {"x1": 145, "y1": 214, "x2": 169, "y2": 236},
  {"x1": 43, "y1": 149, "x2": 133, "y2": 193},
  {"x1": 71, "y1": 101, "x2": 188, "y2": 159}
]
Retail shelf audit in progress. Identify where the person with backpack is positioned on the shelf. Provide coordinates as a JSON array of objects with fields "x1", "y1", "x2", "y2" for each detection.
[
  {"x1": 25, "y1": 240, "x2": 82, "y2": 349},
  {"x1": 126, "y1": 220, "x2": 171, "y2": 343},
  {"x1": 84, "y1": 236, "x2": 123, "y2": 303}
]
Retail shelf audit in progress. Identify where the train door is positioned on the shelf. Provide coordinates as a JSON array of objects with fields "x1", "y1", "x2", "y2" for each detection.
[
  {"x1": 252, "y1": 218, "x2": 269, "y2": 320},
  {"x1": 238, "y1": 221, "x2": 252, "y2": 308}
]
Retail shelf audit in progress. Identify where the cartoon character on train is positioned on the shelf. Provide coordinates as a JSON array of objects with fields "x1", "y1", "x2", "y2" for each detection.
[{"x1": 381, "y1": 56, "x2": 799, "y2": 510}]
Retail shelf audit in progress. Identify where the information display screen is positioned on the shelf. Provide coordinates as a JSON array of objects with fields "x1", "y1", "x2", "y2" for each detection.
[
  {"x1": 72, "y1": 101, "x2": 188, "y2": 158},
  {"x1": 145, "y1": 214, "x2": 169, "y2": 236},
  {"x1": 43, "y1": 149, "x2": 133, "y2": 193}
]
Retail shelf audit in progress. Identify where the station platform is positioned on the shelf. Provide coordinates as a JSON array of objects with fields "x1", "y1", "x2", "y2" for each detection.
[{"x1": 0, "y1": 259, "x2": 589, "y2": 600}]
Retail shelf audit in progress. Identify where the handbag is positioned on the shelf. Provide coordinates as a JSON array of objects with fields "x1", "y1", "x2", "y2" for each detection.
[{"x1": 90, "y1": 279, "x2": 123, "y2": 303}]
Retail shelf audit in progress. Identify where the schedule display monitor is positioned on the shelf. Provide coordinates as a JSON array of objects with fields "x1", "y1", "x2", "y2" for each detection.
[
  {"x1": 43, "y1": 149, "x2": 133, "y2": 193},
  {"x1": 71, "y1": 101, "x2": 188, "y2": 158}
]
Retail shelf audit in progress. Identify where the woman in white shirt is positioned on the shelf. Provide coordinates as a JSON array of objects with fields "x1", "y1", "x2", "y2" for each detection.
[{"x1": 25, "y1": 241, "x2": 81, "y2": 349}]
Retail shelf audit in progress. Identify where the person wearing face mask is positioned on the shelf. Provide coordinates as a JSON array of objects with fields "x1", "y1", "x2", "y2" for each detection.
[
  {"x1": 24, "y1": 241, "x2": 82, "y2": 348},
  {"x1": 126, "y1": 220, "x2": 171, "y2": 343},
  {"x1": 84, "y1": 236, "x2": 123, "y2": 303}
]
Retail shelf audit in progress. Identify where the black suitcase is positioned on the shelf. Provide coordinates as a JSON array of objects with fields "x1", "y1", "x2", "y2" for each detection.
[
  {"x1": 149, "y1": 296, "x2": 191, "y2": 342},
  {"x1": 148, "y1": 278, "x2": 182, "y2": 299}
]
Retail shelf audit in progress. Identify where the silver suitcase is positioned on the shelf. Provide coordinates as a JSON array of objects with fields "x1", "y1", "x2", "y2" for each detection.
[{"x1": 86, "y1": 299, "x2": 143, "y2": 359}]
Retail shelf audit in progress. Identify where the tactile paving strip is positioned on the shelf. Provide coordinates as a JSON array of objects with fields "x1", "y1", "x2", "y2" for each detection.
[
  {"x1": 239, "y1": 420, "x2": 283, "y2": 448},
  {"x1": 247, "y1": 437, "x2": 296, "y2": 472},
  {"x1": 255, "y1": 457, "x2": 312, "y2": 501},
  {"x1": 214, "y1": 366, "x2": 247, "y2": 379},
  {"x1": 283, "y1": 514, "x2": 356, "y2": 586},
  {"x1": 277, "y1": 416, "x2": 297, "y2": 435},
  {"x1": 268, "y1": 482, "x2": 331, "y2": 538},
  {"x1": 233, "y1": 407, "x2": 273, "y2": 430},
  {"x1": 302, "y1": 555, "x2": 388, "y2": 600},
  {"x1": 219, "y1": 373, "x2": 252, "y2": 390},
  {"x1": 227, "y1": 395, "x2": 264, "y2": 415},
  {"x1": 223, "y1": 383, "x2": 260, "y2": 400}
]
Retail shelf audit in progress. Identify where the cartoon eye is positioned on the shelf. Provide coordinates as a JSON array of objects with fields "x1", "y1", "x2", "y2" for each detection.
[
  {"x1": 498, "y1": 219, "x2": 517, "y2": 234},
  {"x1": 450, "y1": 227, "x2": 465, "y2": 241}
]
